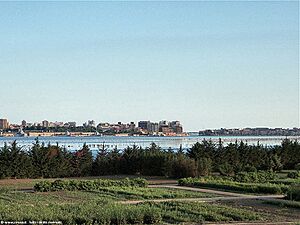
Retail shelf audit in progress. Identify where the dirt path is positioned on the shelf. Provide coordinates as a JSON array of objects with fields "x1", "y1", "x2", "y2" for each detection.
[
  {"x1": 149, "y1": 184, "x2": 251, "y2": 197},
  {"x1": 119, "y1": 194, "x2": 284, "y2": 204}
]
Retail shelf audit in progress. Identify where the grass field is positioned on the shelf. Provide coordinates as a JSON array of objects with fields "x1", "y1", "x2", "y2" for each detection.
[
  {"x1": 0, "y1": 177, "x2": 299, "y2": 224},
  {"x1": 0, "y1": 177, "x2": 269, "y2": 225},
  {"x1": 0, "y1": 186, "x2": 216, "y2": 203},
  {"x1": 0, "y1": 191, "x2": 263, "y2": 224}
]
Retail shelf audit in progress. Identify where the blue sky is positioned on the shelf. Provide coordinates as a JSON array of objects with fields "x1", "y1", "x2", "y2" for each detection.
[{"x1": 0, "y1": 1, "x2": 298, "y2": 131}]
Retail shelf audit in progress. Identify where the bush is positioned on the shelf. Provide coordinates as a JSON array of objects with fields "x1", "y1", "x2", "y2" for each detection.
[
  {"x1": 286, "y1": 185, "x2": 300, "y2": 201},
  {"x1": 287, "y1": 171, "x2": 300, "y2": 179},
  {"x1": 33, "y1": 181, "x2": 52, "y2": 192},
  {"x1": 167, "y1": 156, "x2": 197, "y2": 178},
  {"x1": 34, "y1": 178, "x2": 148, "y2": 192},
  {"x1": 234, "y1": 171, "x2": 277, "y2": 183},
  {"x1": 295, "y1": 163, "x2": 300, "y2": 171}
]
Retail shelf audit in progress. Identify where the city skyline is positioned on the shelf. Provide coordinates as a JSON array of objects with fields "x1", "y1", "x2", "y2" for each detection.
[
  {"x1": 0, "y1": 1, "x2": 299, "y2": 130},
  {"x1": 1, "y1": 117, "x2": 299, "y2": 132},
  {"x1": 0, "y1": 117, "x2": 185, "y2": 137}
]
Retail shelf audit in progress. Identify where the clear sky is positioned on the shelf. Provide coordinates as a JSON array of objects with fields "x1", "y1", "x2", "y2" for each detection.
[{"x1": 0, "y1": 1, "x2": 299, "y2": 131}]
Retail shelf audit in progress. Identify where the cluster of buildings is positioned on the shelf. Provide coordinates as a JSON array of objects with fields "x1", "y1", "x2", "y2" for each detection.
[
  {"x1": 4, "y1": 117, "x2": 299, "y2": 137},
  {"x1": 138, "y1": 120, "x2": 183, "y2": 135},
  {"x1": 97, "y1": 122, "x2": 136, "y2": 134},
  {"x1": 0, "y1": 118, "x2": 185, "y2": 137},
  {"x1": 20, "y1": 120, "x2": 77, "y2": 129},
  {"x1": 199, "y1": 127, "x2": 300, "y2": 136}
]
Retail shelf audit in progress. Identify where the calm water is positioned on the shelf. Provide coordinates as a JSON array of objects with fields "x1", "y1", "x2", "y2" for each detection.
[{"x1": 0, "y1": 135, "x2": 299, "y2": 152}]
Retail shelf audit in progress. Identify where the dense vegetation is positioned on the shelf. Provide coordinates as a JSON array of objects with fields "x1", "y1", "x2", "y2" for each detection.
[
  {"x1": 178, "y1": 176, "x2": 288, "y2": 194},
  {"x1": 0, "y1": 138, "x2": 299, "y2": 179},
  {"x1": 34, "y1": 178, "x2": 148, "y2": 192},
  {"x1": 33, "y1": 179, "x2": 215, "y2": 200}
]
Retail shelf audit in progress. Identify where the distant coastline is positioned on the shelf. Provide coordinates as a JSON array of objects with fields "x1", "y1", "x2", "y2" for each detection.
[
  {"x1": 0, "y1": 131, "x2": 189, "y2": 138},
  {"x1": 1, "y1": 129, "x2": 300, "y2": 138}
]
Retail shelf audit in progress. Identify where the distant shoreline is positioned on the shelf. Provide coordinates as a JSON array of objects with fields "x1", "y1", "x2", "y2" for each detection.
[{"x1": 0, "y1": 133, "x2": 300, "y2": 138}]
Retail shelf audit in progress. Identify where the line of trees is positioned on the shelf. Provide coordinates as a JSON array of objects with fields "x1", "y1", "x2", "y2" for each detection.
[{"x1": 0, "y1": 139, "x2": 299, "y2": 179}]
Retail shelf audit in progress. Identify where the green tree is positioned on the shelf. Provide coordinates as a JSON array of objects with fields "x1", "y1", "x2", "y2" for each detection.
[
  {"x1": 168, "y1": 154, "x2": 197, "y2": 178},
  {"x1": 72, "y1": 143, "x2": 93, "y2": 176},
  {"x1": 0, "y1": 141, "x2": 33, "y2": 178},
  {"x1": 29, "y1": 139, "x2": 50, "y2": 178},
  {"x1": 197, "y1": 157, "x2": 212, "y2": 176}
]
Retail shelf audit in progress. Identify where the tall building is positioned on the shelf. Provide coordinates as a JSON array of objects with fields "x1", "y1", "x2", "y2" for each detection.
[
  {"x1": 42, "y1": 120, "x2": 49, "y2": 128},
  {"x1": 21, "y1": 120, "x2": 27, "y2": 127},
  {"x1": 138, "y1": 121, "x2": 150, "y2": 130},
  {"x1": 85, "y1": 120, "x2": 96, "y2": 127},
  {"x1": 67, "y1": 122, "x2": 76, "y2": 127},
  {"x1": 129, "y1": 122, "x2": 136, "y2": 130},
  {"x1": 149, "y1": 122, "x2": 159, "y2": 133},
  {"x1": 170, "y1": 121, "x2": 183, "y2": 134},
  {"x1": 159, "y1": 120, "x2": 169, "y2": 127},
  {"x1": 0, "y1": 119, "x2": 9, "y2": 130},
  {"x1": 160, "y1": 126, "x2": 172, "y2": 134}
]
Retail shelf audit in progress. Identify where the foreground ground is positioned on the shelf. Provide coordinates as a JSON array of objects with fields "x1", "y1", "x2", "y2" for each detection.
[{"x1": 0, "y1": 176, "x2": 299, "y2": 224}]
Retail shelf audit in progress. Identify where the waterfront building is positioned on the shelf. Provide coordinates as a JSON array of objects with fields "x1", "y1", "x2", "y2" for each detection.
[
  {"x1": 174, "y1": 126, "x2": 183, "y2": 133},
  {"x1": 97, "y1": 123, "x2": 111, "y2": 132},
  {"x1": 66, "y1": 122, "x2": 76, "y2": 127},
  {"x1": 138, "y1": 121, "x2": 150, "y2": 130},
  {"x1": 159, "y1": 120, "x2": 170, "y2": 127},
  {"x1": 48, "y1": 122, "x2": 56, "y2": 128},
  {"x1": 170, "y1": 121, "x2": 183, "y2": 134},
  {"x1": 160, "y1": 125, "x2": 173, "y2": 134},
  {"x1": 149, "y1": 122, "x2": 159, "y2": 133},
  {"x1": 21, "y1": 120, "x2": 27, "y2": 127},
  {"x1": 26, "y1": 122, "x2": 33, "y2": 127},
  {"x1": 129, "y1": 122, "x2": 136, "y2": 130},
  {"x1": 0, "y1": 119, "x2": 9, "y2": 130},
  {"x1": 54, "y1": 121, "x2": 64, "y2": 127},
  {"x1": 42, "y1": 120, "x2": 49, "y2": 128},
  {"x1": 9, "y1": 124, "x2": 21, "y2": 130},
  {"x1": 84, "y1": 120, "x2": 96, "y2": 127},
  {"x1": 88, "y1": 120, "x2": 96, "y2": 127}
]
